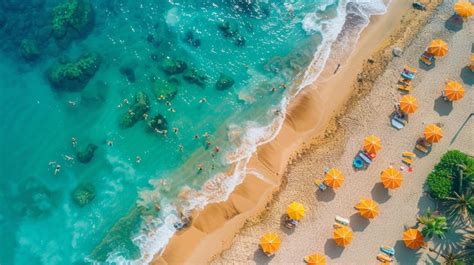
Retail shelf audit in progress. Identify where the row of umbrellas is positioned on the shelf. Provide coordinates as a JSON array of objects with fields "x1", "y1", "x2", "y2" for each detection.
[
  {"x1": 256, "y1": 2, "x2": 471, "y2": 260},
  {"x1": 398, "y1": 81, "x2": 465, "y2": 114}
]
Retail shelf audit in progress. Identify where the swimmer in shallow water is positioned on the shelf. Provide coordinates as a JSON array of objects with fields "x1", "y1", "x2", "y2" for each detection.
[
  {"x1": 54, "y1": 164, "x2": 61, "y2": 175},
  {"x1": 71, "y1": 137, "x2": 77, "y2": 147},
  {"x1": 173, "y1": 127, "x2": 179, "y2": 134},
  {"x1": 165, "y1": 101, "x2": 172, "y2": 106},
  {"x1": 193, "y1": 135, "x2": 199, "y2": 140},
  {"x1": 178, "y1": 144, "x2": 184, "y2": 152},
  {"x1": 197, "y1": 163, "x2": 204, "y2": 172},
  {"x1": 203, "y1": 132, "x2": 210, "y2": 138},
  {"x1": 136, "y1": 156, "x2": 141, "y2": 164},
  {"x1": 107, "y1": 140, "x2": 113, "y2": 147},
  {"x1": 68, "y1": 100, "x2": 77, "y2": 106},
  {"x1": 64, "y1": 155, "x2": 74, "y2": 161},
  {"x1": 199, "y1": 97, "x2": 207, "y2": 104}
]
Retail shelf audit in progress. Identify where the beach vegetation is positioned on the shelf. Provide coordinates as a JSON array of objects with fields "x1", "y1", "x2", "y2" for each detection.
[
  {"x1": 427, "y1": 169, "x2": 453, "y2": 199},
  {"x1": 421, "y1": 214, "x2": 449, "y2": 239},
  {"x1": 443, "y1": 190, "x2": 474, "y2": 225}
]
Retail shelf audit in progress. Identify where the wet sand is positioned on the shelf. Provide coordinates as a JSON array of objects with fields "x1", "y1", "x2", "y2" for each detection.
[{"x1": 150, "y1": 0, "x2": 472, "y2": 264}]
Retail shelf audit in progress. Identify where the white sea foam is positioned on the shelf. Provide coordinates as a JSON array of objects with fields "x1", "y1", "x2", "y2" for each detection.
[{"x1": 109, "y1": 1, "x2": 392, "y2": 264}]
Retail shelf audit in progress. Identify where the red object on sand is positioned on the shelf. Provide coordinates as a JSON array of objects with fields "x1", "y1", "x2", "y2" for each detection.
[{"x1": 408, "y1": 167, "x2": 413, "y2": 173}]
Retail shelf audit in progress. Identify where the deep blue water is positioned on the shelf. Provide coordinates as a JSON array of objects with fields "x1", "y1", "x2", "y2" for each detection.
[{"x1": 0, "y1": 0, "x2": 359, "y2": 263}]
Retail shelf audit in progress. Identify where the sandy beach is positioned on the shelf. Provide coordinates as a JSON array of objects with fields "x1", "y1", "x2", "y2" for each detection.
[{"x1": 154, "y1": 1, "x2": 473, "y2": 264}]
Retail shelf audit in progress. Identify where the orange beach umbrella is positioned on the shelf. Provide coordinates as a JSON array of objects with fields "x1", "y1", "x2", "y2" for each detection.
[
  {"x1": 454, "y1": 1, "x2": 474, "y2": 18},
  {"x1": 363, "y1": 135, "x2": 382, "y2": 154},
  {"x1": 400, "y1": 95, "x2": 418, "y2": 114},
  {"x1": 424, "y1": 124, "x2": 443, "y2": 143},
  {"x1": 403, "y1": 229, "x2": 425, "y2": 249},
  {"x1": 380, "y1": 167, "x2": 403, "y2": 189},
  {"x1": 333, "y1": 226, "x2": 353, "y2": 247},
  {"x1": 427, "y1": 39, "x2": 448, "y2": 57},
  {"x1": 444, "y1": 80, "x2": 465, "y2": 101},
  {"x1": 287, "y1": 201, "x2": 305, "y2": 221},
  {"x1": 355, "y1": 198, "x2": 379, "y2": 219},
  {"x1": 260, "y1": 232, "x2": 281, "y2": 254},
  {"x1": 304, "y1": 253, "x2": 326, "y2": 265},
  {"x1": 324, "y1": 168, "x2": 345, "y2": 189}
]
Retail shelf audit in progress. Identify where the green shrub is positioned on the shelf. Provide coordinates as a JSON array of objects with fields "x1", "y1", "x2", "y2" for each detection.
[
  {"x1": 435, "y1": 150, "x2": 474, "y2": 193},
  {"x1": 427, "y1": 169, "x2": 453, "y2": 199}
]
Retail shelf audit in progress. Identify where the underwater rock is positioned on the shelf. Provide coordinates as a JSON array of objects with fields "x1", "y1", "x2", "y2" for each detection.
[
  {"x1": 47, "y1": 52, "x2": 101, "y2": 91},
  {"x1": 72, "y1": 183, "x2": 96, "y2": 207},
  {"x1": 51, "y1": 0, "x2": 94, "y2": 47},
  {"x1": 81, "y1": 80, "x2": 108, "y2": 106},
  {"x1": 76, "y1": 143, "x2": 98, "y2": 163},
  {"x1": 152, "y1": 79, "x2": 178, "y2": 101},
  {"x1": 147, "y1": 114, "x2": 168, "y2": 133},
  {"x1": 215, "y1": 73, "x2": 235, "y2": 90},
  {"x1": 183, "y1": 68, "x2": 207, "y2": 87},
  {"x1": 217, "y1": 21, "x2": 239, "y2": 38},
  {"x1": 20, "y1": 39, "x2": 41, "y2": 61},
  {"x1": 120, "y1": 91, "x2": 150, "y2": 128},
  {"x1": 231, "y1": 0, "x2": 270, "y2": 18},
  {"x1": 183, "y1": 31, "x2": 201, "y2": 47},
  {"x1": 119, "y1": 66, "x2": 136, "y2": 83},
  {"x1": 217, "y1": 21, "x2": 246, "y2": 47},
  {"x1": 161, "y1": 57, "x2": 187, "y2": 75},
  {"x1": 14, "y1": 177, "x2": 58, "y2": 218}
]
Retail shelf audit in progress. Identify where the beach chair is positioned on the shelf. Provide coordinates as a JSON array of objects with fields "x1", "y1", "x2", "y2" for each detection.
[
  {"x1": 377, "y1": 253, "x2": 393, "y2": 263},
  {"x1": 403, "y1": 151, "x2": 416, "y2": 158},
  {"x1": 314, "y1": 179, "x2": 328, "y2": 191},
  {"x1": 335, "y1": 215, "x2": 350, "y2": 226},
  {"x1": 398, "y1": 78, "x2": 412, "y2": 93},
  {"x1": 470, "y1": 54, "x2": 474, "y2": 72},
  {"x1": 358, "y1": 151, "x2": 372, "y2": 165},
  {"x1": 284, "y1": 216, "x2": 298, "y2": 229},
  {"x1": 420, "y1": 51, "x2": 435, "y2": 66},
  {"x1": 402, "y1": 157, "x2": 413, "y2": 166},
  {"x1": 415, "y1": 138, "x2": 431, "y2": 154},
  {"x1": 380, "y1": 245, "x2": 395, "y2": 256},
  {"x1": 400, "y1": 66, "x2": 417, "y2": 80}
]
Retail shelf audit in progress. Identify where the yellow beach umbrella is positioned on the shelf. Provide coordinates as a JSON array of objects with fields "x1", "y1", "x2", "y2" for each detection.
[
  {"x1": 427, "y1": 39, "x2": 448, "y2": 57},
  {"x1": 333, "y1": 226, "x2": 353, "y2": 247},
  {"x1": 424, "y1": 124, "x2": 443, "y2": 143},
  {"x1": 400, "y1": 95, "x2": 418, "y2": 114},
  {"x1": 363, "y1": 135, "x2": 382, "y2": 154},
  {"x1": 403, "y1": 229, "x2": 425, "y2": 249},
  {"x1": 454, "y1": 1, "x2": 474, "y2": 18},
  {"x1": 444, "y1": 80, "x2": 465, "y2": 101},
  {"x1": 287, "y1": 201, "x2": 305, "y2": 221},
  {"x1": 260, "y1": 232, "x2": 281, "y2": 254},
  {"x1": 324, "y1": 168, "x2": 345, "y2": 189},
  {"x1": 355, "y1": 198, "x2": 379, "y2": 219},
  {"x1": 304, "y1": 253, "x2": 327, "y2": 265},
  {"x1": 380, "y1": 167, "x2": 403, "y2": 189}
]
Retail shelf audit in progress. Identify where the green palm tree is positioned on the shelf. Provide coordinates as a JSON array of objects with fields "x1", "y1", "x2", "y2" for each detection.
[
  {"x1": 422, "y1": 215, "x2": 449, "y2": 239},
  {"x1": 443, "y1": 190, "x2": 474, "y2": 225},
  {"x1": 417, "y1": 208, "x2": 435, "y2": 226}
]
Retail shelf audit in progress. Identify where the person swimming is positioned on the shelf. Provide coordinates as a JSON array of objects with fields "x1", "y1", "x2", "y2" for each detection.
[
  {"x1": 107, "y1": 140, "x2": 113, "y2": 147},
  {"x1": 199, "y1": 97, "x2": 207, "y2": 104},
  {"x1": 64, "y1": 155, "x2": 74, "y2": 161},
  {"x1": 173, "y1": 127, "x2": 179, "y2": 134},
  {"x1": 71, "y1": 137, "x2": 77, "y2": 147},
  {"x1": 178, "y1": 144, "x2": 184, "y2": 152},
  {"x1": 54, "y1": 164, "x2": 61, "y2": 175},
  {"x1": 136, "y1": 156, "x2": 142, "y2": 164}
]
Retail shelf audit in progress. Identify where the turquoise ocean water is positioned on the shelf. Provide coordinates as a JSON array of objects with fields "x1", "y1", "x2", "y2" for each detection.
[{"x1": 0, "y1": 0, "x2": 388, "y2": 264}]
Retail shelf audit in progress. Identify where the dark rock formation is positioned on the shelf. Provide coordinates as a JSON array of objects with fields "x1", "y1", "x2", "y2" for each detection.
[
  {"x1": 20, "y1": 39, "x2": 41, "y2": 61},
  {"x1": 120, "y1": 91, "x2": 150, "y2": 128},
  {"x1": 147, "y1": 114, "x2": 168, "y2": 133},
  {"x1": 183, "y1": 68, "x2": 207, "y2": 87},
  {"x1": 161, "y1": 57, "x2": 187, "y2": 75},
  {"x1": 72, "y1": 183, "x2": 96, "y2": 207},
  {"x1": 119, "y1": 66, "x2": 136, "y2": 83},
  {"x1": 51, "y1": 0, "x2": 94, "y2": 47},
  {"x1": 152, "y1": 79, "x2": 178, "y2": 101},
  {"x1": 217, "y1": 21, "x2": 246, "y2": 47},
  {"x1": 47, "y1": 52, "x2": 101, "y2": 91},
  {"x1": 76, "y1": 144, "x2": 98, "y2": 163},
  {"x1": 215, "y1": 73, "x2": 235, "y2": 90},
  {"x1": 183, "y1": 31, "x2": 201, "y2": 47}
]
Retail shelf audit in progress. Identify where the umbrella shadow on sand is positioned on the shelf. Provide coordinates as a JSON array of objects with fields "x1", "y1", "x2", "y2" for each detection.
[
  {"x1": 324, "y1": 238, "x2": 344, "y2": 258},
  {"x1": 393, "y1": 240, "x2": 422, "y2": 264},
  {"x1": 371, "y1": 183, "x2": 391, "y2": 203},
  {"x1": 433, "y1": 97, "x2": 453, "y2": 116},
  {"x1": 460, "y1": 66, "x2": 474, "y2": 85},
  {"x1": 349, "y1": 213, "x2": 370, "y2": 232},
  {"x1": 444, "y1": 15, "x2": 464, "y2": 32},
  {"x1": 316, "y1": 188, "x2": 336, "y2": 202},
  {"x1": 253, "y1": 248, "x2": 275, "y2": 265}
]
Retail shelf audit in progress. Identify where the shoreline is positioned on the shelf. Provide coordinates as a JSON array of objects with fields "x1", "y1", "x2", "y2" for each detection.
[{"x1": 153, "y1": 1, "x2": 444, "y2": 264}]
